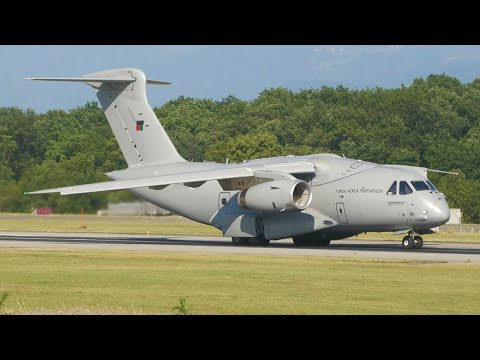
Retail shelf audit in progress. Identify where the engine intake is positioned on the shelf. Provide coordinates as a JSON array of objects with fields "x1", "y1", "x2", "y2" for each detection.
[{"x1": 238, "y1": 179, "x2": 312, "y2": 213}]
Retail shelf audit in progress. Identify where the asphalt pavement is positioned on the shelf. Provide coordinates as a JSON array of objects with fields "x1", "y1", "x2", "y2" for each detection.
[{"x1": 0, "y1": 232, "x2": 479, "y2": 263}]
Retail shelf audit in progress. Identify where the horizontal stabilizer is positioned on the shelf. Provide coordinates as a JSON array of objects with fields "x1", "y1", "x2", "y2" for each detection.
[
  {"x1": 25, "y1": 77, "x2": 171, "y2": 85},
  {"x1": 146, "y1": 79, "x2": 172, "y2": 85}
]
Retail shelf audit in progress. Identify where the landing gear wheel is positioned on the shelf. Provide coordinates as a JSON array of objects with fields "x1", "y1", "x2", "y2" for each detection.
[
  {"x1": 293, "y1": 238, "x2": 331, "y2": 247},
  {"x1": 316, "y1": 239, "x2": 331, "y2": 247},
  {"x1": 413, "y1": 236, "x2": 424, "y2": 249},
  {"x1": 232, "y1": 237, "x2": 248, "y2": 246},
  {"x1": 293, "y1": 238, "x2": 310, "y2": 247},
  {"x1": 247, "y1": 235, "x2": 270, "y2": 246},
  {"x1": 402, "y1": 236, "x2": 415, "y2": 249}
]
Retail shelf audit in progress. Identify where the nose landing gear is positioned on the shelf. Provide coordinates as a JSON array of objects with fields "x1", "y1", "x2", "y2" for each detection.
[{"x1": 402, "y1": 232, "x2": 423, "y2": 250}]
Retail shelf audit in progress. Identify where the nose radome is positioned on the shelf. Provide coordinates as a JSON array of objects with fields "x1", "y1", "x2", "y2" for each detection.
[
  {"x1": 430, "y1": 198, "x2": 450, "y2": 226},
  {"x1": 440, "y1": 202, "x2": 451, "y2": 224}
]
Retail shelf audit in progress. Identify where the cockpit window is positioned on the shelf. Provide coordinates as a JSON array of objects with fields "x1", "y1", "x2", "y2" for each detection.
[
  {"x1": 426, "y1": 180, "x2": 439, "y2": 193},
  {"x1": 387, "y1": 181, "x2": 397, "y2": 195},
  {"x1": 399, "y1": 181, "x2": 413, "y2": 195},
  {"x1": 411, "y1": 181, "x2": 430, "y2": 191}
]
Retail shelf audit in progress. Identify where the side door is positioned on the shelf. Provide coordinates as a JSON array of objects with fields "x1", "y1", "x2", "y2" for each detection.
[
  {"x1": 399, "y1": 181, "x2": 414, "y2": 224},
  {"x1": 387, "y1": 180, "x2": 406, "y2": 221}
]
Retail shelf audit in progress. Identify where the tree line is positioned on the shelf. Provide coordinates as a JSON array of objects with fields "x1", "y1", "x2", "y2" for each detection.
[{"x1": 0, "y1": 74, "x2": 479, "y2": 222}]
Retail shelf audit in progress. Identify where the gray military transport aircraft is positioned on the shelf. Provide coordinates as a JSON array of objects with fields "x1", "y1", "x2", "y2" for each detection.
[{"x1": 26, "y1": 68, "x2": 452, "y2": 249}]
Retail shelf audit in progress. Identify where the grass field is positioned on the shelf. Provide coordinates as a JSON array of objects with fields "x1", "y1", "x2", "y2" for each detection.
[
  {"x1": 0, "y1": 214, "x2": 222, "y2": 236},
  {"x1": 0, "y1": 213, "x2": 478, "y2": 243},
  {"x1": 0, "y1": 248, "x2": 479, "y2": 314}
]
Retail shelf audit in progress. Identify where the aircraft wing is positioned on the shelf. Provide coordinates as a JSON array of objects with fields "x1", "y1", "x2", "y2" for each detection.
[
  {"x1": 25, "y1": 163, "x2": 313, "y2": 196},
  {"x1": 386, "y1": 165, "x2": 459, "y2": 177}
]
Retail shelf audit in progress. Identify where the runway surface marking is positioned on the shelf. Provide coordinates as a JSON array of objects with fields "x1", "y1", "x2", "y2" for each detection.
[{"x1": 0, "y1": 232, "x2": 479, "y2": 263}]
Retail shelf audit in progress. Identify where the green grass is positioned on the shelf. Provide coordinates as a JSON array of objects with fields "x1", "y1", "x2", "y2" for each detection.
[
  {"x1": 0, "y1": 248, "x2": 479, "y2": 314},
  {"x1": 0, "y1": 214, "x2": 221, "y2": 236}
]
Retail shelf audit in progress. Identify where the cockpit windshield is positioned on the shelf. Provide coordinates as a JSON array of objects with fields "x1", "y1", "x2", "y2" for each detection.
[
  {"x1": 399, "y1": 181, "x2": 413, "y2": 195},
  {"x1": 426, "y1": 180, "x2": 439, "y2": 193},
  {"x1": 386, "y1": 181, "x2": 397, "y2": 195},
  {"x1": 387, "y1": 180, "x2": 437, "y2": 195},
  {"x1": 411, "y1": 181, "x2": 430, "y2": 191}
]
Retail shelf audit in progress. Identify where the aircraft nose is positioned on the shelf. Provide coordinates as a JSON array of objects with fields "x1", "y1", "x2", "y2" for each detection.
[{"x1": 428, "y1": 197, "x2": 450, "y2": 226}]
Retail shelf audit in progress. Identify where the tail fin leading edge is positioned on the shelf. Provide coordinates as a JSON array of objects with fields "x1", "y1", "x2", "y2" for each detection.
[{"x1": 27, "y1": 68, "x2": 185, "y2": 167}]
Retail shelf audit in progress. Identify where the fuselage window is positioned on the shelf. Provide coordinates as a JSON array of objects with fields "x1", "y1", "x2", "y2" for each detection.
[
  {"x1": 387, "y1": 181, "x2": 397, "y2": 195},
  {"x1": 399, "y1": 181, "x2": 413, "y2": 195},
  {"x1": 411, "y1": 181, "x2": 430, "y2": 191},
  {"x1": 426, "y1": 180, "x2": 439, "y2": 193}
]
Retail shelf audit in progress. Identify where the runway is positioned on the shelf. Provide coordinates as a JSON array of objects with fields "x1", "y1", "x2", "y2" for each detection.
[{"x1": 0, "y1": 231, "x2": 479, "y2": 263}]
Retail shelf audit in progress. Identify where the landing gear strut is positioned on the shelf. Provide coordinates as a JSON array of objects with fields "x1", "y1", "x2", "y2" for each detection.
[{"x1": 402, "y1": 232, "x2": 423, "y2": 250}]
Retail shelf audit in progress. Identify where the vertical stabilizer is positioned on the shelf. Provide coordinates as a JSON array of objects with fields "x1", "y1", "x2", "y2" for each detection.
[{"x1": 27, "y1": 68, "x2": 186, "y2": 167}]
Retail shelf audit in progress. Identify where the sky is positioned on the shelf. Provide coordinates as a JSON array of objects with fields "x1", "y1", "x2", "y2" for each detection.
[{"x1": 1, "y1": 45, "x2": 480, "y2": 112}]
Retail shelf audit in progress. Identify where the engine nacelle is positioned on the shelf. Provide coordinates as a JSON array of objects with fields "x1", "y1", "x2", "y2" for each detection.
[{"x1": 237, "y1": 179, "x2": 312, "y2": 213}]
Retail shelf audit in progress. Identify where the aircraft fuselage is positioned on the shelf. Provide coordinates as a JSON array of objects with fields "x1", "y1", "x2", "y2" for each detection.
[{"x1": 108, "y1": 154, "x2": 450, "y2": 240}]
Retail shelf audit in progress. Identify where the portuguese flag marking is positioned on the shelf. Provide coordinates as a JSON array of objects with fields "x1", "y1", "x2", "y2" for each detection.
[{"x1": 136, "y1": 120, "x2": 144, "y2": 131}]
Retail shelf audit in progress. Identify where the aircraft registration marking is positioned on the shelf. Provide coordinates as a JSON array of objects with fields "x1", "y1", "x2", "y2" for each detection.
[{"x1": 336, "y1": 188, "x2": 384, "y2": 194}]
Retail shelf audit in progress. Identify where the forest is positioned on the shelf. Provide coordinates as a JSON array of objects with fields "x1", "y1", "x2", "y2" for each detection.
[{"x1": 0, "y1": 74, "x2": 479, "y2": 222}]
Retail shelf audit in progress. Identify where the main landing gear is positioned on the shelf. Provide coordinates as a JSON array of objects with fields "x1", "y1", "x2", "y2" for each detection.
[
  {"x1": 292, "y1": 238, "x2": 331, "y2": 247},
  {"x1": 232, "y1": 235, "x2": 270, "y2": 246},
  {"x1": 401, "y1": 231, "x2": 423, "y2": 250}
]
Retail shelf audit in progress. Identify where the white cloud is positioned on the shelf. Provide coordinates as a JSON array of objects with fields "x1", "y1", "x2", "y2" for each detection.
[
  {"x1": 313, "y1": 45, "x2": 407, "y2": 58},
  {"x1": 447, "y1": 56, "x2": 463, "y2": 62}
]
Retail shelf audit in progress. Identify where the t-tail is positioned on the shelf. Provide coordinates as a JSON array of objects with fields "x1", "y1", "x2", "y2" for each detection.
[{"x1": 26, "y1": 68, "x2": 186, "y2": 167}]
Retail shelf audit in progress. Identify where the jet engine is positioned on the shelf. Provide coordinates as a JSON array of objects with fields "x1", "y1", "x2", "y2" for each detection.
[{"x1": 237, "y1": 179, "x2": 312, "y2": 213}]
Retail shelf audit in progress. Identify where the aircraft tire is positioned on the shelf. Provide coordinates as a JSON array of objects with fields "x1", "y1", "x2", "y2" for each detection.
[
  {"x1": 247, "y1": 235, "x2": 270, "y2": 246},
  {"x1": 292, "y1": 237, "x2": 310, "y2": 246},
  {"x1": 413, "y1": 236, "x2": 424, "y2": 249},
  {"x1": 232, "y1": 237, "x2": 249, "y2": 246},
  {"x1": 293, "y1": 238, "x2": 331, "y2": 247},
  {"x1": 315, "y1": 239, "x2": 331, "y2": 247},
  {"x1": 402, "y1": 236, "x2": 415, "y2": 249}
]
